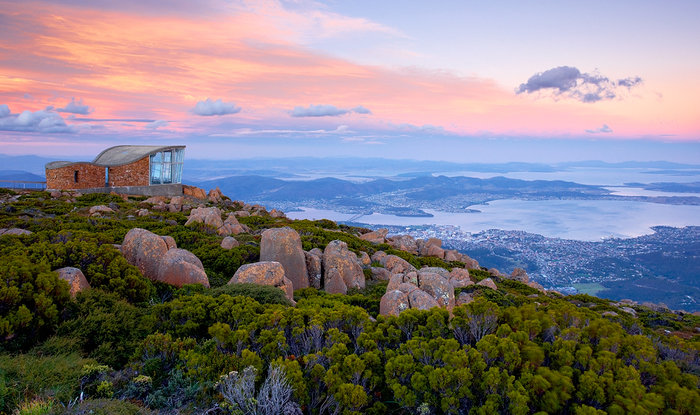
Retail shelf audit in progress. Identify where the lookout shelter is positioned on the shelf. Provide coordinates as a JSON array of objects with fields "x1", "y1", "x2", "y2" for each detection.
[{"x1": 45, "y1": 145, "x2": 186, "y2": 196}]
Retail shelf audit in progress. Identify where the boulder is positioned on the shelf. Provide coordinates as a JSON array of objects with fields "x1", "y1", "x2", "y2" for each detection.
[
  {"x1": 233, "y1": 210, "x2": 250, "y2": 217},
  {"x1": 477, "y1": 278, "x2": 498, "y2": 290},
  {"x1": 404, "y1": 271, "x2": 419, "y2": 286},
  {"x1": 185, "y1": 206, "x2": 223, "y2": 229},
  {"x1": 136, "y1": 209, "x2": 150, "y2": 217},
  {"x1": 444, "y1": 250, "x2": 461, "y2": 262},
  {"x1": 221, "y1": 236, "x2": 239, "y2": 250},
  {"x1": 449, "y1": 268, "x2": 471, "y2": 284},
  {"x1": 397, "y1": 282, "x2": 419, "y2": 294},
  {"x1": 305, "y1": 249, "x2": 323, "y2": 289},
  {"x1": 269, "y1": 209, "x2": 286, "y2": 218},
  {"x1": 527, "y1": 281, "x2": 545, "y2": 293},
  {"x1": 121, "y1": 228, "x2": 169, "y2": 281},
  {"x1": 143, "y1": 196, "x2": 168, "y2": 205},
  {"x1": 370, "y1": 267, "x2": 392, "y2": 281},
  {"x1": 157, "y1": 248, "x2": 210, "y2": 288},
  {"x1": 260, "y1": 227, "x2": 309, "y2": 290},
  {"x1": 419, "y1": 267, "x2": 450, "y2": 279},
  {"x1": 323, "y1": 240, "x2": 364, "y2": 290},
  {"x1": 408, "y1": 289, "x2": 440, "y2": 310},
  {"x1": 218, "y1": 213, "x2": 248, "y2": 235},
  {"x1": 488, "y1": 268, "x2": 504, "y2": 278},
  {"x1": 161, "y1": 235, "x2": 177, "y2": 250},
  {"x1": 168, "y1": 196, "x2": 185, "y2": 212},
  {"x1": 55, "y1": 267, "x2": 90, "y2": 297},
  {"x1": 456, "y1": 292, "x2": 474, "y2": 306},
  {"x1": 360, "y1": 228, "x2": 388, "y2": 244},
  {"x1": 0, "y1": 228, "x2": 32, "y2": 236},
  {"x1": 386, "y1": 273, "x2": 405, "y2": 292},
  {"x1": 324, "y1": 268, "x2": 348, "y2": 295},
  {"x1": 381, "y1": 255, "x2": 416, "y2": 274},
  {"x1": 208, "y1": 187, "x2": 224, "y2": 203},
  {"x1": 229, "y1": 261, "x2": 294, "y2": 304},
  {"x1": 359, "y1": 251, "x2": 371, "y2": 267},
  {"x1": 418, "y1": 273, "x2": 455, "y2": 310},
  {"x1": 50, "y1": 191, "x2": 62, "y2": 198},
  {"x1": 419, "y1": 238, "x2": 445, "y2": 259},
  {"x1": 379, "y1": 290, "x2": 410, "y2": 316},
  {"x1": 89, "y1": 205, "x2": 114, "y2": 216},
  {"x1": 460, "y1": 255, "x2": 480, "y2": 270},
  {"x1": 510, "y1": 268, "x2": 529, "y2": 283},
  {"x1": 371, "y1": 251, "x2": 387, "y2": 264},
  {"x1": 183, "y1": 185, "x2": 207, "y2": 200},
  {"x1": 386, "y1": 235, "x2": 418, "y2": 254}
]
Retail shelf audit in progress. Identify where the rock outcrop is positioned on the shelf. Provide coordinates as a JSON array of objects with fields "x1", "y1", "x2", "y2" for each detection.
[
  {"x1": 260, "y1": 227, "x2": 309, "y2": 290},
  {"x1": 418, "y1": 272, "x2": 455, "y2": 310},
  {"x1": 360, "y1": 229, "x2": 388, "y2": 244},
  {"x1": 208, "y1": 187, "x2": 224, "y2": 203},
  {"x1": 218, "y1": 213, "x2": 248, "y2": 236},
  {"x1": 55, "y1": 267, "x2": 90, "y2": 296},
  {"x1": 185, "y1": 206, "x2": 224, "y2": 229},
  {"x1": 157, "y1": 248, "x2": 210, "y2": 288},
  {"x1": 381, "y1": 255, "x2": 416, "y2": 274},
  {"x1": 386, "y1": 235, "x2": 418, "y2": 254},
  {"x1": 418, "y1": 238, "x2": 445, "y2": 259},
  {"x1": 220, "y1": 236, "x2": 239, "y2": 250},
  {"x1": 305, "y1": 248, "x2": 323, "y2": 289},
  {"x1": 183, "y1": 185, "x2": 207, "y2": 200},
  {"x1": 477, "y1": 278, "x2": 498, "y2": 290},
  {"x1": 161, "y1": 235, "x2": 177, "y2": 250},
  {"x1": 0, "y1": 228, "x2": 32, "y2": 236},
  {"x1": 228, "y1": 261, "x2": 295, "y2": 304},
  {"x1": 89, "y1": 205, "x2": 114, "y2": 216},
  {"x1": 510, "y1": 268, "x2": 529, "y2": 283},
  {"x1": 379, "y1": 290, "x2": 410, "y2": 316},
  {"x1": 323, "y1": 240, "x2": 365, "y2": 292}
]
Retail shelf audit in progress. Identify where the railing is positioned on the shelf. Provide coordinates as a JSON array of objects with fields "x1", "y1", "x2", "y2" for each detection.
[{"x1": 0, "y1": 180, "x2": 47, "y2": 190}]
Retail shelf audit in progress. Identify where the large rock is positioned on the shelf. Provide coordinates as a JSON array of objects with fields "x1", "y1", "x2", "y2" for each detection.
[
  {"x1": 324, "y1": 268, "x2": 347, "y2": 295},
  {"x1": 360, "y1": 229, "x2": 388, "y2": 244},
  {"x1": 418, "y1": 267, "x2": 450, "y2": 279},
  {"x1": 370, "y1": 267, "x2": 392, "y2": 281},
  {"x1": 444, "y1": 250, "x2": 461, "y2": 262},
  {"x1": 55, "y1": 267, "x2": 90, "y2": 297},
  {"x1": 510, "y1": 268, "x2": 529, "y2": 283},
  {"x1": 260, "y1": 227, "x2": 309, "y2": 290},
  {"x1": 168, "y1": 196, "x2": 185, "y2": 212},
  {"x1": 380, "y1": 290, "x2": 410, "y2": 316},
  {"x1": 185, "y1": 206, "x2": 223, "y2": 229},
  {"x1": 381, "y1": 255, "x2": 416, "y2": 274},
  {"x1": 386, "y1": 235, "x2": 418, "y2": 254},
  {"x1": 218, "y1": 213, "x2": 248, "y2": 236},
  {"x1": 386, "y1": 273, "x2": 405, "y2": 292},
  {"x1": 121, "y1": 228, "x2": 169, "y2": 281},
  {"x1": 229, "y1": 261, "x2": 294, "y2": 304},
  {"x1": 419, "y1": 238, "x2": 445, "y2": 259},
  {"x1": 323, "y1": 240, "x2": 365, "y2": 290},
  {"x1": 408, "y1": 289, "x2": 440, "y2": 310},
  {"x1": 305, "y1": 249, "x2": 323, "y2": 289},
  {"x1": 161, "y1": 235, "x2": 177, "y2": 250},
  {"x1": 0, "y1": 228, "x2": 32, "y2": 236},
  {"x1": 359, "y1": 252, "x2": 371, "y2": 267},
  {"x1": 208, "y1": 187, "x2": 224, "y2": 203},
  {"x1": 220, "y1": 236, "x2": 239, "y2": 250},
  {"x1": 183, "y1": 185, "x2": 207, "y2": 200},
  {"x1": 269, "y1": 209, "x2": 286, "y2": 218},
  {"x1": 89, "y1": 205, "x2": 114, "y2": 216},
  {"x1": 418, "y1": 273, "x2": 455, "y2": 310},
  {"x1": 477, "y1": 278, "x2": 498, "y2": 290},
  {"x1": 157, "y1": 248, "x2": 210, "y2": 288},
  {"x1": 371, "y1": 251, "x2": 387, "y2": 264},
  {"x1": 449, "y1": 268, "x2": 473, "y2": 288},
  {"x1": 456, "y1": 292, "x2": 474, "y2": 306}
]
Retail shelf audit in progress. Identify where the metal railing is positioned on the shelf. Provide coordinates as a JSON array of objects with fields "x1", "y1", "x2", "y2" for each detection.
[{"x1": 0, "y1": 180, "x2": 47, "y2": 190}]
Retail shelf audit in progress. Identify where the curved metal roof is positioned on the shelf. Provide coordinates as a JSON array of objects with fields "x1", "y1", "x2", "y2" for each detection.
[{"x1": 46, "y1": 145, "x2": 185, "y2": 170}]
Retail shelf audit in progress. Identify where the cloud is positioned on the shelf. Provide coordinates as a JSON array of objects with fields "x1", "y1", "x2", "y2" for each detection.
[
  {"x1": 192, "y1": 98, "x2": 241, "y2": 116},
  {"x1": 145, "y1": 120, "x2": 169, "y2": 129},
  {"x1": 0, "y1": 104, "x2": 73, "y2": 133},
  {"x1": 290, "y1": 104, "x2": 372, "y2": 117},
  {"x1": 56, "y1": 97, "x2": 92, "y2": 114},
  {"x1": 516, "y1": 66, "x2": 643, "y2": 103},
  {"x1": 585, "y1": 124, "x2": 613, "y2": 134}
]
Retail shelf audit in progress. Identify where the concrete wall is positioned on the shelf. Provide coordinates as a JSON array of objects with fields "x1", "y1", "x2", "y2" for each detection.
[
  {"x1": 46, "y1": 163, "x2": 106, "y2": 190},
  {"x1": 75, "y1": 183, "x2": 183, "y2": 197},
  {"x1": 109, "y1": 156, "x2": 150, "y2": 187}
]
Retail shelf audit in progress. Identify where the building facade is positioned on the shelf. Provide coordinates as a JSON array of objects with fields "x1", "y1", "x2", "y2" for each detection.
[{"x1": 46, "y1": 145, "x2": 186, "y2": 196}]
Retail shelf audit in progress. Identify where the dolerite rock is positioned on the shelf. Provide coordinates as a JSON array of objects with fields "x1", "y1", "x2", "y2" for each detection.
[
  {"x1": 419, "y1": 238, "x2": 445, "y2": 259},
  {"x1": 386, "y1": 235, "x2": 418, "y2": 254},
  {"x1": 396, "y1": 282, "x2": 419, "y2": 294},
  {"x1": 460, "y1": 255, "x2": 480, "y2": 270},
  {"x1": 55, "y1": 267, "x2": 90, "y2": 296},
  {"x1": 89, "y1": 205, "x2": 115, "y2": 216},
  {"x1": 168, "y1": 196, "x2": 185, "y2": 212},
  {"x1": 449, "y1": 268, "x2": 473, "y2": 288},
  {"x1": 419, "y1": 267, "x2": 450, "y2": 279},
  {"x1": 208, "y1": 187, "x2": 224, "y2": 203},
  {"x1": 260, "y1": 227, "x2": 309, "y2": 290},
  {"x1": 121, "y1": 228, "x2": 169, "y2": 281},
  {"x1": 359, "y1": 252, "x2": 371, "y2": 267},
  {"x1": 381, "y1": 255, "x2": 416, "y2": 274},
  {"x1": 456, "y1": 292, "x2": 474, "y2": 306},
  {"x1": 418, "y1": 273, "x2": 455, "y2": 310},
  {"x1": 50, "y1": 191, "x2": 62, "y2": 198},
  {"x1": 183, "y1": 185, "x2": 207, "y2": 200},
  {"x1": 323, "y1": 240, "x2": 365, "y2": 290},
  {"x1": 477, "y1": 278, "x2": 498, "y2": 290},
  {"x1": 386, "y1": 273, "x2": 405, "y2": 292},
  {"x1": 218, "y1": 213, "x2": 247, "y2": 236},
  {"x1": 228, "y1": 261, "x2": 295, "y2": 304},
  {"x1": 380, "y1": 290, "x2": 410, "y2": 316},
  {"x1": 324, "y1": 268, "x2": 347, "y2": 295},
  {"x1": 136, "y1": 209, "x2": 149, "y2": 217},
  {"x1": 0, "y1": 228, "x2": 32, "y2": 236},
  {"x1": 443, "y1": 250, "x2": 461, "y2": 262},
  {"x1": 221, "y1": 236, "x2": 239, "y2": 250},
  {"x1": 370, "y1": 267, "x2": 392, "y2": 281},
  {"x1": 404, "y1": 271, "x2": 419, "y2": 286},
  {"x1": 488, "y1": 268, "x2": 503, "y2": 278},
  {"x1": 360, "y1": 228, "x2": 388, "y2": 244},
  {"x1": 185, "y1": 206, "x2": 223, "y2": 229},
  {"x1": 371, "y1": 251, "x2": 387, "y2": 263},
  {"x1": 510, "y1": 268, "x2": 529, "y2": 283},
  {"x1": 144, "y1": 196, "x2": 168, "y2": 205},
  {"x1": 161, "y1": 235, "x2": 177, "y2": 250},
  {"x1": 233, "y1": 210, "x2": 250, "y2": 217},
  {"x1": 305, "y1": 249, "x2": 323, "y2": 289},
  {"x1": 527, "y1": 281, "x2": 545, "y2": 293},
  {"x1": 408, "y1": 289, "x2": 440, "y2": 310},
  {"x1": 157, "y1": 248, "x2": 210, "y2": 288},
  {"x1": 269, "y1": 209, "x2": 286, "y2": 218}
]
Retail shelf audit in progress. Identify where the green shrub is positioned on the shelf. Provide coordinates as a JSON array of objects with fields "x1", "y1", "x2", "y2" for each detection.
[
  {"x1": 59, "y1": 398, "x2": 151, "y2": 414},
  {"x1": 209, "y1": 283, "x2": 291, "y2": 306}
]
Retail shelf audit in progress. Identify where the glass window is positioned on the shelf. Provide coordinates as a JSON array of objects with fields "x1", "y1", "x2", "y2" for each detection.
[{"x1": 150, "y1": 149, "x2": 184, "y2": 185}]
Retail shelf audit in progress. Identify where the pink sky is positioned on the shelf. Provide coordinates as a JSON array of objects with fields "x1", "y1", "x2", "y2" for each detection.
[{"x1": 0, "y1": 0, "x2": 698, "y2": 158}]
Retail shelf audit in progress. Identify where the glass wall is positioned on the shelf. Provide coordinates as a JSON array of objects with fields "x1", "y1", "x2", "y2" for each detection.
[{"x1": 149, "y1": 148, "x2": 184, "y2": 185}]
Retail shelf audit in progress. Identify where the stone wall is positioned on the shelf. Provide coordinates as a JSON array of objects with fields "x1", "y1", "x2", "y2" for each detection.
[
  {"x1": 109, "y1": 156, "x2": 150, "y2": 187},
  {"x1": 46, "y1": 163, "x2": 106, "y2": 190}
]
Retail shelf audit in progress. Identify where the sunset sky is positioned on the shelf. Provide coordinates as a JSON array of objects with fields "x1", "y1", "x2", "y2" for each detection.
[{"x1": 1, "y1": 0, "x2": 699, "y2": 161}]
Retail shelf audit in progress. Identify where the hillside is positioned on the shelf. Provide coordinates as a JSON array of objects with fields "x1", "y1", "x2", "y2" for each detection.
[{"x1": 0, "y1": 187, "x2": 698, "y2": 414}]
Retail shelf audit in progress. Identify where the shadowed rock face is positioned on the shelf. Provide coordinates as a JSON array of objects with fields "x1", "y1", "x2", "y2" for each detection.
[
  {"x1": 419, "y1": 272, "x2": 455, "y2": 310},
  {"x1": 305, "y1": 249, "x2": 322, "y2": 289},
  {"x1": 323, "y1": 240, "x2": 365, "y2": 291},
  {"x1": 55, "y1": 267, "x2": 90, "y2": 296},
  {"x1": 121, "y1": 228, "x2": 169, "y2": 281},
  {"x1": 260, "y1": 227, "x2": 309, "y2": 290},
  {"x1": 228, "y1": 261, "x2": 295, "y2": 304},
  {"x1": 324, "y1": 268, "x2": 347, "y2": 295},
  {"x1": 408, "y1": 289, "x2": 439, "y2": 310},
  {"x1": 158, "y1": 248, "x2": 210, "y2": 288}
]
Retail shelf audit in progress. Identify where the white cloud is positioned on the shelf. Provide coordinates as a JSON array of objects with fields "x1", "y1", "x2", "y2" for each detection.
[
  {"x1": 290, "y1": 104, "x2": 372, "y2": 117},
  {"x1": 0, "y1": 105, "x2": 74, "y2": 133},
  {"x1": 585, "y1": 124, "x2": 613, "y2": 134},
  {"x1": 192, "y1": 98, "x2": 241, "y2": 116},
  {"x1": 56, "y1": 97, "x2": 93, "y2": 114}
]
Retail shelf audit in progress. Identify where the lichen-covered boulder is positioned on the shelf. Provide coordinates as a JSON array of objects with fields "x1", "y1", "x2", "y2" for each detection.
[
  {"x1": 370, "y1": 267, "x2": 392, "y2": 281},
  {"x1": 419, "y1": 267, "x2": 450, "y2": 279},
  {"x1": 168, "y1": 196, "x2": 185, "y2": 212},
  {"x1": 323, "y1": 240, "x2": 364, "y2": 290},
  {"x1": 121, "y1": 228, "x2": 169, "y2": 281},
  {"x1": 305, "y1": 249, "x2": 323, "y2": 289},
  {"x1": 89, "y1": 205, "x2": 114, "y2": 216},
  {"x1": 456, "y1": 292, "x2": 475, "y2": 306},
  {"x1": 449, "y1": 268, "x2": 473, "y2": 288},
  {"x1": 397, "y1": 282, "x2": 419, "y2": 294},
  {"x1": 183, "y1": 185, "x2": 207, "y2": 199},
  {"x1": 419, "y1": 238, "x2": 445, "y2": 259},
  {"x1": 510, "y1": 268, "x2": 529, "y2": 283},
  {"x1": 229, "y1": 261, "x2": 295, "y2": 304},
  {"x1": 324, "y1": 268, "x2": 347, "y2": 295},
  {"x1": 157, "y1": 248, "x2": 210, "y2": 288},
  {"x1": 477, "y1": 278, "x2": 498, "y2": 290},
  {"x1": 386, "y1": 273, "x2": 405, "y2": 292},
  {"x1": 208, "y1": 187, "x2": 224, "y2": 203},
  {"x1": 185, "y1": 206, "x2": 223, "y2": 229},
  {"x1": 360, "y1": 228, "x2": 388, "y2": 244},
  {"x1": 55, "y1": 267, "x2": 90, "y2": 297},
  {"x1": 408, "y1": 289, "x2": 440, "y2": 310},
  {"x1": 161, "y1": 235, "x2": 177, "y2": 250},
  {"x1": 371, "y1": 251, "x2": 387, "y2": 263},
  {"x1": 359, "y1": 251, "x2": 371, "y2": 267},
  {"x1": 419, "y1": 272, "x2": 455, "y2": 310},
  {"x1": 381, "y1": 255, "x2": 416, "y2": 275},
  {"x1": 260, "y1": 227, "x2": 309, "y2": 290},
  {"x1": 0, "y1": 228, "x2": 32, "y2": 236},
  {"x1": 386, "y1": 235, "x2": 418, "y2": 254},
  {"x1": 380, "y1": 290, "x2": 410, "y2": 316},
  {"x1": 221, "y1": 236, "x2": 239, "y2": 250},
  {"x1": 218, "y1": 213, "x2": 248, "y2": 236}
]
